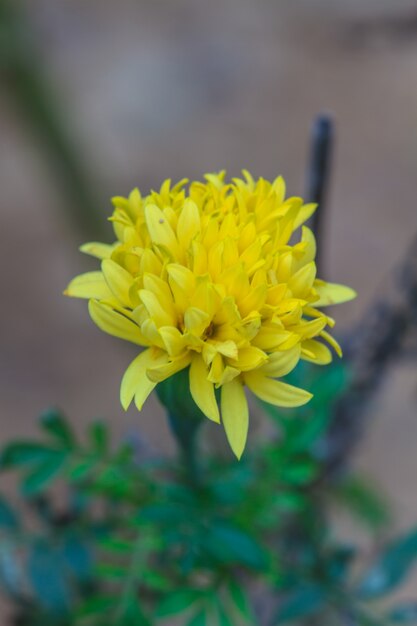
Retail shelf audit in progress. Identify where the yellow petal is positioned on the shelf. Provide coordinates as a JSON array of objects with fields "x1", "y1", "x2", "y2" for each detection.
[
  {"x1": 301, "y1": 339, "x2": 332, "y2": 364},
  {"x1": 64, "y1": 272, "x2": 114, "y2": 300},
  {"x1": 102, "y1": 259, "x2": 134, "y2": 307},
  {"x1": 244, "y1": 371, "x2": 312, "y2": 407},
  {"x1": 144, "y1": 204, "x2": 180, "y2": 258},
  {"x1": 184, "y1": 307, "x2": 210, "y2": 336},
  {"x1": 290, "y1": 262, "x2": 316, "y2": 298},
  {"x1": 314, "y1": 281, "x2": 357, "y2": 307},
  {"x1": 120, "y1": 348, "x2": 165, "y2": 410},
  {"x1": 79, "y1": 242, "x2": 114, "y2": 260},
  {"x1": 294, "y1": 202, "x2": 317, "y2": 228},
  {"x1": 88, "y1": 300, "x2": 147, "y2": 346},
  {"x1": 139, "y1": 289, "x2": 176, "y2": 327},
  {"x1": 227, "y1": 346, "x2": 268, "y2": 371},
  {"x1": 176, "y1": 199, "x2": 201, "y2": 248},
  {"x1": 209, "y1": 340, "x2": 239, "y2": 359},
  {"x1": 189, "y1": 355, "x2": 220, "y2": 423},
  {"x1": 290, "y1": 317, "x2": 327, "y2": 339},
  {"x1": 238, "y1": 284, "x2": 267, "y2": 317},
  {"x1": 260, "y1": 345, "x2": 301, "y2": 377},
  {"x1": 147, "y1": 352, "x2": 191, "y2": 383},
  {"x1": 143, "y1": 273, "x2": 174, "y2": 307},
  {"x1": 158, "y1": 326, "x2": 186, "y2": 357},
  {"x1": 320, "y1": 330, "x2": 343, "y2": 357},
  {"x1": 221, "y1": 378, "x2": 249, "y2": 459},
  {"x1": 167, "y1": 264, "x2": 195, "y2": 311}
]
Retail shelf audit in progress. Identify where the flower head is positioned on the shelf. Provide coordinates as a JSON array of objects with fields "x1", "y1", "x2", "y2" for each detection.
[{"x1": 65, "y1": 171, "x2": 355, "y2": 458}]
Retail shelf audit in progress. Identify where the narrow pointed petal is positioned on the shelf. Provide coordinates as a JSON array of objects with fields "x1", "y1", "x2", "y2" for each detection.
[
  {"x1": 146, "y1": 353, "x2": 191, "y2": 383},
  {"x1": 244, "y1": 371, "x2": 312, "y2": 407},
  {"x1": 144, "y1": 204, "x2": 180, "y2": 258},
  {"x1": 260, "y1": 345, "x2": 301, "y2": 377},
  {"x1": 301, "y1": 339, "x2": 332, "y2": 364},
  {"x1": 120, "y1": 348, "x2": 165, "y2": 410},
  {"x1": 177, "y1": 199, "x2": 201, "y2": 247},
  {"x1": 314, "y1": 281, "x2": 357, "y2": 307},
  {"x1": 79, "y1": 242, "x2": 114, "y2": 259},
  {"x1": 294, "y1": 202, "x2": 317, "y2": 228},
  {"x1": 64, "y1": 272, "x2": 114, "y2": 300},
  {"x1": 221, "y1": 378, "x2": 249, "y2": 459},
  {"x1": 88, "y1": 300, "x2": 147, "y2": 346},
  {"x1": 189, "y1": 355, "x2": 220, "y2": 423},
  {"x1": 102, "y1": 259, "x2": 134, "y2": 307}
]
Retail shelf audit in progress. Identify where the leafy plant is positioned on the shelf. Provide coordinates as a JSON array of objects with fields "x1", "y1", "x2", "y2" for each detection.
[{"x1": 0, "y1": 364, "x2": 416, "y2": 626}]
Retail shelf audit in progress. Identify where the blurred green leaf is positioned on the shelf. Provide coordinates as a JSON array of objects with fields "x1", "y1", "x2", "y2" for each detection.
[
  {"x1": 279, "y1": 460, "x2": 318, "y2": 486},
  {"x1": 40, "y1": 409, "x2": 75, "y2": 449},
  {"x1": 217, "y1": 602, "x2": 234, "y2": 626},
  {"x1": 156, "y1": 589, "x2": 201, "y2": 618},
  {"x1": 334, "y1": 476, "x2": 390, "y2": 530},
  {"x1": 388, "y1": 603, "x2": 417, "y2": 623},
  {"x1": 0, "y1": 442, "x2": 58, "y2": 469},
  {"x1": 187, "y1": 609, "x2": 207, "y2": 626},
  {"x1": 205, "y1": 523, "x2": 267, "y2": 570},
  {"x1": 0, "y1": 496, "x2": 19, "y2": 529},
  {"x1": 89, "y1": 421, "x2": 108, "y2": 456},
  {"x1": 227, "y1": 579, "x2": 254, "y2": 621},
  {"x1": 117, "y1": 597, "x2": 151, "y2": 626},
  {"x1": 273, "y1": 585, "x2": 326, "y2": 624},
  {"x1": 28, "y1": 540, "x2": 70, "y2": 613},
  {"x1": 22, "y1": 452, "x2": 68, "y2": 496},
  {"x1": 78, "y1": 594, "x2": 114, "y2": 617},
  {"x1": 61, "y1": 534, "x2": 93, "y2": 583},
  {"x1": 358, "y1": 527, "x2": 417, "y2": 598},
  {"x1": 96, "y1": 563, "x2": 128, "y2": 580},
  {"x1": 67, "y1": 458, "x2": 96, "y2": 482}
]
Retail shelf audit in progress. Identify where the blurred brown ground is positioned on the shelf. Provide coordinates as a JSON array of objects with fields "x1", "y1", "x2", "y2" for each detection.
[{"x1": 1, "y1": 0, "x2": 417, "y2": 614}]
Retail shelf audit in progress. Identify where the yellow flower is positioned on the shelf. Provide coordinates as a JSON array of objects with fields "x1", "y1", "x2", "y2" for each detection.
[{"x1": 65, "y1": 171, "x2": 355, "y2": 458}]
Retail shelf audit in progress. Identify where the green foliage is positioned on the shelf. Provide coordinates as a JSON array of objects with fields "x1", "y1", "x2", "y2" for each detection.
[
  {"x1": 0, "y1": 363, "x2": 416, "y2": 625},
  {"x1": 358, "y1": 527, "x2": 417, "y2": 598}
]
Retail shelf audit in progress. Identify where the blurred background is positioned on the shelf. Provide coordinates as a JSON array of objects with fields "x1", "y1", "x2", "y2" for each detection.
[{"x1": 1, "y1": 0, "x2": 417, "y2": 564}]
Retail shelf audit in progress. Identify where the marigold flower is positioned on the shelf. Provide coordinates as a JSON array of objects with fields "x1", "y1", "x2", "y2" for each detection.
[{"x1": 65, "y1": 171, "x2": 355, "y2": 458}]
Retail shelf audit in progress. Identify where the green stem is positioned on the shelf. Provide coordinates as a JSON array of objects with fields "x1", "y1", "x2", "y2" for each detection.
[
  {"x1": 167, "y1": 410, "x2": 202, "y2": 485},
  {"x1": 156, "y1": 368, "x2": 205, "y2": 486}
]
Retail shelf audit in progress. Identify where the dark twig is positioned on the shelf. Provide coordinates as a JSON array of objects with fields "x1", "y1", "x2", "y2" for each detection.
[
  {"x1": 305, "y1": 113, "x2": 334, "y2": 275},
  {"x1": 323, "y1": 234, "x2": 417, "y2": 476}
]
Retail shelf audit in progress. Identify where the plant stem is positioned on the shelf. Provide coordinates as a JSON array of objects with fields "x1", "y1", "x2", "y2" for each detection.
[{"x1": 156, "y1": 369, "x2": 205, "y2": 486}]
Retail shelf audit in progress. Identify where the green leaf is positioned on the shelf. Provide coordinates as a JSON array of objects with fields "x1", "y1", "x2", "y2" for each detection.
[
  {"x1": 118, "y1": 597, "x2": 151, "y2": 626},
  {"x1": 40, "y1": 409, "x2": 75, "y2": 449},
  {"x1": 99, "y1": 537, "x2": 133, "y2": 554},
  {"x1": 205, "y1": 523, "x2": 267, "y2": 570},
  {"x1": 78, "y1": 594, "x2": 115, "y2": 617},
  {"x1": 0, "y1": 442, "x2": 57, "y2": 469},
  {"x1": 279, "y1": 460, "x2": 318, "y2": 485},
  {"x1": 334, "y1": 476, "x2": 390, "y2": 530},
  {"x1": 141, "y1": 569, "x2": 171, "y2": 592},
  {"x1": 388, "y1": 603, "x2": 417, "y2": 623},
  {"x1": 96, "y1": 563, "x2": 127, "y2": 580},
  {"x1": 89, "y1": 421, "x2": 108, "y2": 456},
  {"x1": 0, "y1": 496, "x2": 19, "y2": 529},
  {"x1": 22, "y1": 452, "x2": 68, "y2": 496},
  {"x1": 358, "y1": 527, "x2": 417, "y2": 598},
  {"x1": 61, "y1": 534, "x2": 93, "y2": 583},
  {"x1": 227, "y1": 579, "x2": 254, "y2": 621},
  {"x1": 217, "y1": 603, "x2": 234, "y2": 626},
  {"x1": 187, "y1": 609, "x2": 207, "y2": 626},
  {"x1": 273, "y1": 585, "x2": 326, "y2": 624},
  {"x1": 67, "y1": 458, "x2": 96, "y2": 481},
  {"x1": 28, "y1": 540, "x2": 70, "y2": 612},
  {"x1": 140, "y1": 503, "x2": 190, "y2": 524},
  {"x1": 156, "y1": 590, "x2": 201, "y2": 618}
]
